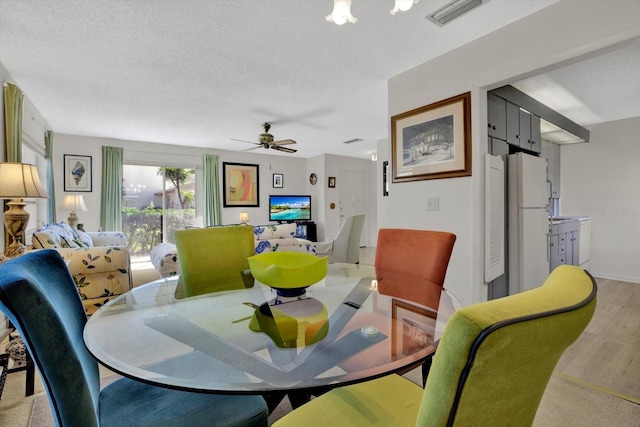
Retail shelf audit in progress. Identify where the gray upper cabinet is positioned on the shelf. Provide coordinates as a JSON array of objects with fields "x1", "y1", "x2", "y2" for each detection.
[
  {"x1": 506, "y1": 101, "x2": 520, "y2": 145},
  {"x1": 488, "y1": 93, "x2": 541, "y2": 153},
  {"x1": 488, "y1": 94, "x2": 506, "y2": 140},
  {"x1": 518, "y1": 109, "x2": 542, "y2": 153}
]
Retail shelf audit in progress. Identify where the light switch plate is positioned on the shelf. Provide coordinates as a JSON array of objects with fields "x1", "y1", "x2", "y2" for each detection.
[{"x1": 427, "y1": 197, "x2": 439, "y2": 211}]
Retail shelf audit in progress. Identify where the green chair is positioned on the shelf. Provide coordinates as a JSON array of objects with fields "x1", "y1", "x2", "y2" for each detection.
[
  {"x1": 273, "y1": 265, "x2": 597, "y2": 427},
  {"x1": 174, "y1": 225, "x2": 255, "y2": 298},
  {"x1": 0, "y1": 249, "x2": 268, "y2": 427}
]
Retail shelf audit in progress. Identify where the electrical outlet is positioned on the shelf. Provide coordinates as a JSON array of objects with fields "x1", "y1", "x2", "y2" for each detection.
[{"x1": 427, "y1": 197, "x2": 439, "y2": 211}]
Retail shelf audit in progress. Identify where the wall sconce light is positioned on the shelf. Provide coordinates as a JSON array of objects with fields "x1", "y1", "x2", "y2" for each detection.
[
  {"x1": 60, "y1": 194, "x2": 88, "y2": 228},
  {"x1": 0, "y1": 163, "x2": 49, "y2": 257},
  {"x1": 326, "y1": 0, "x2": 357, "y2": 25},
  {"x1": 390, "y1": 0, "x2": 420, "y2": 15},
  {"x1": 239, "y1": 212, "x2": 250, "y2": 224}
]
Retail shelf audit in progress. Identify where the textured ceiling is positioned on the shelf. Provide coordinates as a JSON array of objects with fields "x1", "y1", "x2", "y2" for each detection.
[{"x1": 2, "y1": 0, "x2": 634, "y2": 160}]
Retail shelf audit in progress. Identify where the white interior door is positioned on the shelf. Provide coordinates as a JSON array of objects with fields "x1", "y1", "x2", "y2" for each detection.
[{"x1": 338, "y1": 169, "x2": 367, "y2": 246}]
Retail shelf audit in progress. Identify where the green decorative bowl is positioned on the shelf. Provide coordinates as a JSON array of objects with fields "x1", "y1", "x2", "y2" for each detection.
[{"x1": 247, "y1": 252, "x2": 328, "y2": 292}]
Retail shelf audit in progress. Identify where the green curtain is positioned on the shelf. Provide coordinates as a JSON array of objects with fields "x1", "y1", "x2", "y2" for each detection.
[
  {"x1": 100, "y1": 146, "x2": 123, "y2": 231},
  {"x1": 44, "y1": 130, "x2": 56, "y2": 224},
  {"x1": 3, "y1": 82, "x2": 23, "y2": 162},
  {"x1": 203, "y1": 154, "x2": 221, "y2": 226}
]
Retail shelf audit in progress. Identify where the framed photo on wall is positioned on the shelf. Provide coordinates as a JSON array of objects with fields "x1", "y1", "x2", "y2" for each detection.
[
  {"x1": 328, "y1": 176, "x2": 336, "y2": 188},
  {"x1": 391, "y1": 299, "x2": 437, "y2": 357},
  {"x1": 391, "y1": 92, "x2": 471, "y2": 182},
  {"x1": 64, "y1": 154, "x2": 92, "y2": 192},
  {"x1": 223, "y1": 162, "x2": 260, "y2": 207},
  {"x1": 273, "y1": 173, "x2": 283, "y2": 188}
]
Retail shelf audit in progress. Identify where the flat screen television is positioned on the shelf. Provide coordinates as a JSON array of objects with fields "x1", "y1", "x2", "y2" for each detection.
[{"x1": 269, "y1": 195, "x2": 311, "y2": 222}]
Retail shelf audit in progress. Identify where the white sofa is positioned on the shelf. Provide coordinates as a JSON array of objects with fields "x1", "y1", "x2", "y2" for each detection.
[
  {"x1": 31, "y1": 222, "x2": 132, "y2": 315},
  {"x1": 150, "y1": 223, "x2": 317, "y2": 278}
]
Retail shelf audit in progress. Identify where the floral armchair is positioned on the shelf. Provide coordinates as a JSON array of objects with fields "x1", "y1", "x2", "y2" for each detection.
[{"x1": 31, "y1": 222, "x2": 132, "y2": 315}]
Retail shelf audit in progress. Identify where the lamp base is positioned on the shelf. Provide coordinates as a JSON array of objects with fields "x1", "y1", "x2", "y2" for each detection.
[
  {"x1": 3, "y1": 198, "x2": 29, "y2": 258},
  {"x1": 67, "y1": 212, "x2": 78, "y2": 228}
]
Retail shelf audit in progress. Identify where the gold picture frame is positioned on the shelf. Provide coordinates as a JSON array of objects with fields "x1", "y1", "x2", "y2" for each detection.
[
  {"x1": 391, "y1": 92, "x2": 471, "y2": 182},
  {"x1": 223, "y1": 162, "x2": 260, "y2": 207},
  {"x1": 391, "y1": 299, "x2": 437, "y2": 358}
]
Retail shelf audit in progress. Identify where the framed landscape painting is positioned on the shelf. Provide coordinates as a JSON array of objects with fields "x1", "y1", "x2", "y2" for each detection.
[
  {"x1": 391, "y1": 299, "x2": 437, "y2": 358},
  {"x1": 223, "y1": 162, "x2": 259, "y2": 207},
  {"x1": 64, "y1": 154, "x2": 92, "y2": 192},
  {"x1": 391, "y1": 92, "x2": 471, "y2": 183}
]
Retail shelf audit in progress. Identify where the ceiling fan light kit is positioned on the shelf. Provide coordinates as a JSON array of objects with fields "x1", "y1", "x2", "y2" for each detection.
[
  {"x1": 326, "y1": 0, "x2": 357, "y2": 25},
  {"x1": 390, "y1": 0, "x2": 420, "y2": 16},
  {"x1": 326, "y1": 0, "x2": 420, "y2": 25}
]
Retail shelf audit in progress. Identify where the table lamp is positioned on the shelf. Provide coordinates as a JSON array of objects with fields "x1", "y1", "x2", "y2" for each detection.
[
  {"x1": 60, "y1": 194, "x2": 88, "y2": 228},
  {"x1": 239, "y1": 212, "x2": 249, "y2": 224},
  {"x1": 0, "y1": 163, "x2": 49, "y2": 257}
]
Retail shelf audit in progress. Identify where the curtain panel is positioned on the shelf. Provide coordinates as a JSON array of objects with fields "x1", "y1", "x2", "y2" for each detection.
[
  {"x1": 3, "y1": 82, "x2": 24, "y2": 162},
  {"x1": 100, "y1": 146, "x2": 123, "y2": 231},
  {"x1": 44, "y1": 130, "x2": 56, "y2": 225},
  {"x1": 203, "y1": 154, "x2": 221, "y2": 227}
]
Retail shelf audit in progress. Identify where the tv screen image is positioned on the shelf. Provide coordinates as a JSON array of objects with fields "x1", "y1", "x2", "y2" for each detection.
[{"x1": 269, "y1": 195, "x2": 311, "y2": 222}]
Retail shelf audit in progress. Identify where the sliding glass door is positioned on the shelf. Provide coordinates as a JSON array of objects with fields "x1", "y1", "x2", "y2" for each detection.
[{"x1": 122, "y1": 164, "x2": 196, "y2": 259}]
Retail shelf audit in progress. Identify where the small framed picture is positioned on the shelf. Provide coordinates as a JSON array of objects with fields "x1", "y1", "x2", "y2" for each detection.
[
  {"x1": 328, "y1": 176, "x2": 336, "y2": 188},
  {"x1": 64, "y1": 154, "x2": 92, "y2": 192},
  {"x1": 273, "y1": 173, "x2": 283, "y2": 188}
]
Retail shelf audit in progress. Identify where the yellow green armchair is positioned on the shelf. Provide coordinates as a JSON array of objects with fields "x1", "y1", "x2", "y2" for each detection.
[{"x1": 273, "y1": 265, "x2": 597, "y2": 426}]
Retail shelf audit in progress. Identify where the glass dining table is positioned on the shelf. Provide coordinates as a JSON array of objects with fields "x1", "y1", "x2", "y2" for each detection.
[{"x1": 83, "y1": 263, "x2": 459, "y2": 409}]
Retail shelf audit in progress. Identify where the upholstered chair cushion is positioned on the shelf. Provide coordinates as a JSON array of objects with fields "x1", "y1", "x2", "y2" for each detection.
[{"x1": 0, "y1": 250, "x2": 268, "y2": 427}]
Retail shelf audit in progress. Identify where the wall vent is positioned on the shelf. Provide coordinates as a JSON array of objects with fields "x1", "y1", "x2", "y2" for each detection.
[
  {"x1": 426, "y1": 0, "x2": 489, "y2": 26},
  {"x1": 341, "y1": 138, "x2": 363, "y2": 144}
]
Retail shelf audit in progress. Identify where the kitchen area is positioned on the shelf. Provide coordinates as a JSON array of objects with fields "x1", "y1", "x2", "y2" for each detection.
[{"x1": 487, "y1": 85, "x2": 592, "y2": 299}]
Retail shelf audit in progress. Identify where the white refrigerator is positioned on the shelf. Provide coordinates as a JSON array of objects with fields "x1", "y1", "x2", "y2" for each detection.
[{"x1": 508, "y1": 152, "x2": 550, "y2": 295}]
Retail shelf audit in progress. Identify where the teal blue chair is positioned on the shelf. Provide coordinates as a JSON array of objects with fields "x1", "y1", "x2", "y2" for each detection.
[
  {"x1": 273, "y1": 265, "x2": 597, "y2": 427},
  {"x1": 0, "y1": 249, "x2": 268, "y2": 427}
]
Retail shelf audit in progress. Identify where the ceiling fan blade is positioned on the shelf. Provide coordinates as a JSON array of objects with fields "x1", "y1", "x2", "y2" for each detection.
[
  {"x1": 272, "y1": 139, "x2": 297, "y2": 146},
  {"x1": 231, "y1": 138, "x2": 260, "y2": 146},
  {"x1": 242, "y1": 145, "x2": 263, "y2": 152},
  {"x1": 272, "y1": 145, "x2": 297, "y2": 153}
]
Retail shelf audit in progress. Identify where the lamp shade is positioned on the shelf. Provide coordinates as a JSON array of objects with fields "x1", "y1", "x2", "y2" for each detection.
[
  {"x1": 239, "y1": 212, "x2": 250, "y2": 223},
  {"x1": 60, "y1": 194, "x2": 88, "y2": 212},
  {"x1": 0, "y1": 163, "x2": 49, "y2": 199}
]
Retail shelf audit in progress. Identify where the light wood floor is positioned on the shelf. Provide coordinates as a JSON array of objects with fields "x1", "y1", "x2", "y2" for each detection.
[{"x1": 554, "y1": 277, "x2": 640, "y2": 401}]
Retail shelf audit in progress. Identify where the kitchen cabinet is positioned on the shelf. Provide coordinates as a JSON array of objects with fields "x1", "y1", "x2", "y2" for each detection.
[
  {"x1": 518, "y1": 109, "x2": 542, "y2": 153},
  {"x1": 488, "y1": 94, "x2": 506, "y2": 140},
  {"x1": 487, "y1": 93, "x2": 540, "y2": 153},
  {"x1": 550, "y1": 220, "x2": 579, "y2": 271}
]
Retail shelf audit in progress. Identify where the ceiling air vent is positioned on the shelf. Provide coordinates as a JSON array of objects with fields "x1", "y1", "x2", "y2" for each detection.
[
  {"x1": 341, "y1": 138, "x2": 363, "y2": 144},
  {"x1": 426, "y1": 0, "x2": 489, "y2": 26}
]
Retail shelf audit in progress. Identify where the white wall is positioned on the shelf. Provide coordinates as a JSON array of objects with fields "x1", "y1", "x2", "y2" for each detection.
[
  {"x1": 385, "y1": 0, "x2": 640, "y2": 305},
  {"x1": 561, "y1": 117, "x2": 640, "y2": 283},
  {"x1": 54, "y1": 133, "x2": 310, "y2": 232}
]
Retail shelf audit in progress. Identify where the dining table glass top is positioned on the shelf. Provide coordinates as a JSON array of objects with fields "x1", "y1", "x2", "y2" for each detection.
[{"x1": 83, "y1": 263, "x2": 459, "y2": 394}]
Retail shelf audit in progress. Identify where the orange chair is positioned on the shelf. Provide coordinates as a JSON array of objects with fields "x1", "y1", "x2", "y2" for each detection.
[
  {"x1": 374, "y1": 228, "x2": 456, "y2": 383},
  {"x1": 375, "y1": 228, "x2": 456, "y2": 310}
]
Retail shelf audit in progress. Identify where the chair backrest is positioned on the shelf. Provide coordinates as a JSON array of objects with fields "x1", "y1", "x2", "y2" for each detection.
[
  {"x1": 174, "y1": 225, "x2": 255, "y2": 297},
  {"x1": 0, "y1": 249, "x2": 100, "y2": 427},
  {"x1": 329, "y1": 214, "x2": 365, "y2": 264},
  {"x1": 375, "y1": 229, "x2": 456, "y2": 308},
  {"x1": 417, "y1": 265, "x2": 597, "y2": 427}
]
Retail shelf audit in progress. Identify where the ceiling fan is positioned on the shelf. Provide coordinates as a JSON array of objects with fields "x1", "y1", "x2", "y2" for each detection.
[{"x1": 232, "y1": 122, "x2": 297, "y2": 153}]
